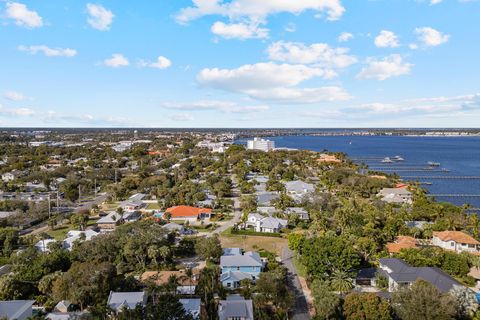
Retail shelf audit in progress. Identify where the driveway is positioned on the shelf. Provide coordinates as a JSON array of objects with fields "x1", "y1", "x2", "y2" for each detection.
[
  {"x1": 282, "y1": 247, "x2": 311, "y2": 320},
  {"x1": 212, "y1": 189, "x2": 242, "y2": 235}
]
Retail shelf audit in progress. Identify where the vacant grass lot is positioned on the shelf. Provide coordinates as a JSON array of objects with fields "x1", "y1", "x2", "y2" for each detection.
[{"x1": 219, "y1": 233, "x2": 288, "y2": 256}]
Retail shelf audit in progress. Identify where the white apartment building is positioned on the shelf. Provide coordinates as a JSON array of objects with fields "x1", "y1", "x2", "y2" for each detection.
[{"x1": 247, "y1": 138, "x2": 275, "y2": 152}]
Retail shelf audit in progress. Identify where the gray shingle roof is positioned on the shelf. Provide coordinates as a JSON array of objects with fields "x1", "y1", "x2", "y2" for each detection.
[
  {"x1": 379, "y1": 258, "x2": 463, "y2": 293},
  {"x1": 220, "y1": 251, "x2": 263, "y2": 268},
  {"x1": 218, "y1": 296, "x2": 254, "y2": 320},
  {"x1": 0, "y1": 300, "x2": 34, "y2": 319},
  {"x1": 107, "y1": 291, "x2": 146, "y2": 311}
]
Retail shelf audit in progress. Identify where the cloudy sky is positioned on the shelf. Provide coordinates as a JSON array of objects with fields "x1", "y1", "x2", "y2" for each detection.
[{"x1": 1, "y1": 0, "x2": 480, "y2": 127}]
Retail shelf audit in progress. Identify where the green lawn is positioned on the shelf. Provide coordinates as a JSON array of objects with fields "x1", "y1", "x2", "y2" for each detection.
[
  {"x1": 47, "y1": 219, "x2": 97, "y2": 240},
  {"x1": 146, "y1": 203, "x2": 161, "y2": 210}
]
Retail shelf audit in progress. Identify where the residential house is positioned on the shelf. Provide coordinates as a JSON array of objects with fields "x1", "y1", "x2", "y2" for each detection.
[
  {"x1": 318, "y1": 153, "x2": 341, "y2": 164},
  {"x1": 0, "y1": 300, "x2": 34, "y2": 320},
  {"x1": 286, "y1": 207, "x2": 310, "y2": 220},
  {"x1": 256, "y1": 192, "x2": 279, "y2": 207},
  {"x1": 246, "y1": 213, "x2": 287, "y2": 233},
  {"x1": 121, "y1": 193, "x2": 146, "y2": 212},
  {"x1": 122, "y1": 211, "x2": 142, "y2": 223},
  {"x1": 179, "y1": 299, "x2": 201, "y2": 319},
  {"x1": 218, "y1": 295, "x2": 254, "y2": 320},
  {"x1": 165, "y1": 206, "x2": 212, "y2": 223},
  {"x1": 97, "y1": 212, "x2": 124, "y2": 232},
  {"x1": 377, "y1": 187, "x2": 412, "y2": 205},
  {"x1": 107, "y1": 291, "x2": 147, "y2": 312},
  {"x1": 284, "y1": 180, "x2": 315, "y2": 195},
  {"x1": 63, "y1": 230, "x2": 99, "y2": 251},
  {"x1": 35, "y1": 239, "x2": 57, "y2": 253},
  {"x1": 2, "y1": 170, "x2": 22, "y2": 182},
  {"x1": 379, "y1": 258, "x2": 464, "y2": 293},
  {"x1": 141, "y1": 269, "x2": 200, "y2": 295},
  {"x1": 432, "y1": 231, "x2": 480, "y2": 254},
  {"x1": 386, "y1": 236, "x2": 419, "y2": 254},
  {"x1": 220, "y1": 249, "x2": 263, "y2": 288}
]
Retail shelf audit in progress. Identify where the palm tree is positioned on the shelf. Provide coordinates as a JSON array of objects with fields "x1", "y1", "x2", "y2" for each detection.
[
  {"x1": 167, "y1": 274, "x2": 179, "y2": 295},
  {"x1": 147, "y1": 246, "x2": 159, "y2": 266},
  {"x1": 158, "y1": 246, "x2": 171, "y2": 264},
  {"x1": 185, "y1": 268, "x2": 194, "y2": 296},
  {"x1": 330, "y1": 270, "x2": 353, "y2": 295}
]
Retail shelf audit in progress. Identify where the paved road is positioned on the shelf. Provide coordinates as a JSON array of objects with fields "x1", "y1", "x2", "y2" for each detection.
[
  {"x1": 212, "y1": 188, "x2": 242, "y2": 235},
  {"x1": 282, "y1": 247, "x2": 311, "y2": 320}
]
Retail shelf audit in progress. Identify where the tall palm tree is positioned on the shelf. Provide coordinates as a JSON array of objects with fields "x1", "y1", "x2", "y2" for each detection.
[{"x1": 330, "y1": 270, "x2": 353, "y2": 295}]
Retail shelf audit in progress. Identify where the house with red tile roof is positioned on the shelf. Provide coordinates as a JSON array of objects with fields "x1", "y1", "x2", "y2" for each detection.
[
  {"x1": 386, "y1": 236, "x2": 419, "y2": 254},
  {"x1": 432, "y1": 231, "x2": 480, "y2": 254},
  {"x1": 165, "y1": 205, "x2": 212, "y2": 223}
]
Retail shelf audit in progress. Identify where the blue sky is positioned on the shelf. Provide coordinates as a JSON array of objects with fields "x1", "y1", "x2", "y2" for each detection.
[{"x1": 1, "y1": 0, "x2": 479, "y2": 128}]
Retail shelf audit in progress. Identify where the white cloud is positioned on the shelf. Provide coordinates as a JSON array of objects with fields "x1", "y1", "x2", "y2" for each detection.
[
  {"x1": 357, "y1": 54, "x2": 413, "y2": 81},
  {"x1": 267, "y1": 41, "x2": 357, "y2": 69},
  {"x1": 349, "y1": 94, "x2": 480, "y2": 115},
  {"x1": 198, "y1": 62, "x2": 326, "y2": 91},
  {"x1": 374, "y1": 30, "x2": 399, "y2": 48},
  {"x1": 197, "y1": 62, "x2": 350, "y2": 104},
  {"x1": 12, "y1": 107, "x2": 34, "y2": 116},
  {"x1": 338, "y1": 32, "x2": 353, "y2": 42},
  {"x1": 162, "y1": 100, "x2": 269, "y2": 113},
  {"x1": 3, "y1": 91, "x2": 27, "y2": 101},
  {"x1": 171, "y1": 113, "x2": 194, "y2": 121},
  {"x1": 211, "y1": 21, "x2": 269, "y2": 39},
  {"x1": 415, "y1": 27, "x2": 450, "y2": 47},
  {"x1": 86, "y1": 3, "x2": 114, "y2": 31},
  {"x1": 5, "y1": 2, "x2": 43, "y2": 28},
  {"x1": 176, "y1": 0, "x2": 346, "y2": 23},
  {"x1": 430, "y1": 0, "x2": 443, "y2": 5},
  {"x1": 104, "y1": 54, "x2": 129, "y2": 68},
  {"x1": 139, "y1": 56, "x2": 172, "y2": 69},
  {"x1": 246, "y1": 86, "x2": 350, "y2": 104},
  {"x1": 18, "y1": 45, "x2": 77, "y2": 57}
]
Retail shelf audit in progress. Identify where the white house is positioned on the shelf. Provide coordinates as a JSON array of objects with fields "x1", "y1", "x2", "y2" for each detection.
[
  {"x1": 35, "y1": 239, "x2": 57, "y2": 253},
  {"x1": 246, "y1": 213, "x2": 287, "y2": 233},
  {"x1": 107, "y1": 291, "x2": 147, "y2": 313},
  {"x1": 218, "y1": 295, "x2": 254, "y2": 320},
  {"x1": 247, "y1": 138, "x2": 275, "y2": 152},
  {"x1": 1, "y1": 170, "x2": 21, "y2": 182},
  {"x1": 63, "y1": 230, "x2": 99, "y2": 251},
  {"x1": 432, "y1": 231, "x2": 480, "y2": 254},
  {"x1": 377, "y1": 187, "x2": 412, "y2": 204}
]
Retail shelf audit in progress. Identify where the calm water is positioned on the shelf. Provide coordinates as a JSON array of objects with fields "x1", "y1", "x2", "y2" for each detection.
[{"x1": 239, "y1": 136, "x2": 480, "y2": 209}]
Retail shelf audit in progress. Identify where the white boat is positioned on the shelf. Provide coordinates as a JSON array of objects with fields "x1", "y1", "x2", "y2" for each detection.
[
  {"x1": 393, "y1": 155, "x2": 404, "y2": 161},
  {"x1": 428, "y1": 161, "x2": 440, "y2": 166},
  {"x1": 381, "y1": 157, "x2": 393, "y2": 163}
]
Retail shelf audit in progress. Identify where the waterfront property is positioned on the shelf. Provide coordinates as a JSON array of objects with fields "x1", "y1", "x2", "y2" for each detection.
[
  {"x1": 377, "y1": 187, "x2": 413, "y2": 204},
  {"x1": 247, "y1": 137, "x2": 275, "y2": 152},
  {"x1": 432, "y1": 231, "x2": 480, "y2": 254},
  {"x1": 220, "y1": 249, "x2": 263, "y2": 289}
]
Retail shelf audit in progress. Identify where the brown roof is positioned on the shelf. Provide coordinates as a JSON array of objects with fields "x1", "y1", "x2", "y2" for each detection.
[
  {"x1": 386, "y1": 236, "x2": 418, "y2": 253},
  {"x1": 433, "y1": 231, "x2": 480, "y2": 245},
  {"x1": 141, "y1": 270, "x2": 200, "y2": 286}
]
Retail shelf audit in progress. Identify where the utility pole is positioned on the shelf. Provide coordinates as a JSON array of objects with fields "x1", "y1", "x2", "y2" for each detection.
[
  {"x1": 94, "y1": 178, "x2": 97, "y2": 198},
  {"x1": 78, "y1": 184, "x2": 81, "y2": 204},
  {"x1": 47, "y1": 195, "x2": 51, "y2": 218}
]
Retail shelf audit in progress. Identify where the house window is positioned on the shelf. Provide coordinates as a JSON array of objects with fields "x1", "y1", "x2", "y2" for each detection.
[
  {"x1": 468, "y1": 244, "x2": 475, "y2": 248},
  {"x1": 227, "y1": 282, "x2": 231, "y2": 288},
  {"x1": 451, "y1": 242, "x2": 455, "y2": 247}
]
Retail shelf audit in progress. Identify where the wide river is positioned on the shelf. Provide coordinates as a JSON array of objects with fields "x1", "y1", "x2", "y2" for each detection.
[{"x1": 237, "y1": 135, "x2": 480, "y2": 209}]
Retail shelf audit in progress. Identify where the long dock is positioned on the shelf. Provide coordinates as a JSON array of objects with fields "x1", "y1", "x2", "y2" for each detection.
[
  {"x1": 403, "y1": 176, "x2": 480, "y2": 180},
  {"x1": 427, "y1": 194, "x2": 480, "y2": 198}
]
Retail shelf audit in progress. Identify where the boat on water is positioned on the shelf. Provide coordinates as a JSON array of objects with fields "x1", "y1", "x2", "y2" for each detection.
[
  {"x1": 428, "y1": 161, "x2": 441, "y2": 166},
  {"x1": 393, "y1": 155, "x2": 404, "y2": 161},
  {"x1": 381, "y1": 157, "x2": 393, "y2": 163}
]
